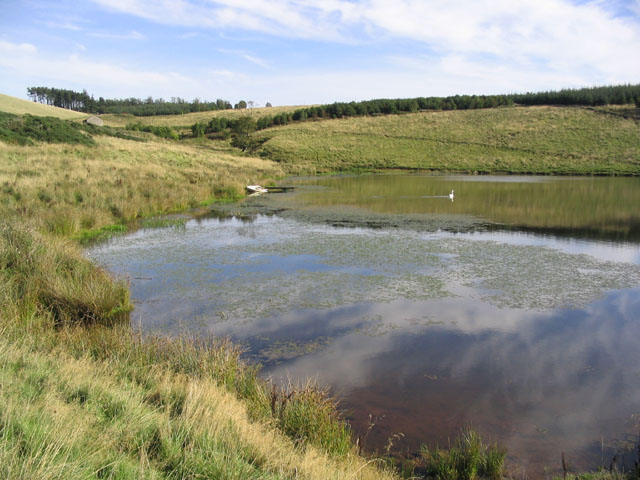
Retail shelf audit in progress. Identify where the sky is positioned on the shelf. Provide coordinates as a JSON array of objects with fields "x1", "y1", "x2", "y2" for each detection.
[{"x1": 1, "y1": 0, "x2": 639, "y2": 106}]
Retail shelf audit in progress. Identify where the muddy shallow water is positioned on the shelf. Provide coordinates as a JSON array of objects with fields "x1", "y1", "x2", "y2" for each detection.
[{"x1": 88, "y1": 174, "x2": 640, "y2": 477}]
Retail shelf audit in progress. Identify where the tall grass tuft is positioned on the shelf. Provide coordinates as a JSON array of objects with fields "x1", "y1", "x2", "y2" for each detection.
[
  {"x1": 0, "y1": 221, "x2": 131, "y2": 327},
  {"x1": 57, "y1": 325, "x2": 354, "y2": 458},
  {"x1": 419, "y1": 428, "x2": 506, "y2": 480},
  {"x1": 269, "y1": 379, "x2": 354, "y2": 456}
]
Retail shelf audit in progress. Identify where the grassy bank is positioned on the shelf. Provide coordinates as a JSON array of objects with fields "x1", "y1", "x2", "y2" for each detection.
[
  {"x1": 0, "y1": 136, "x2": 284, "y2": 241},
  {"x1": 0, "y1": 93, "x2": 89, "y2": 120},
  {"x1": 0, "y1": 222, "x2": 397, "y2": 479},
  {"x1": 255, "y1": 106, "x2": 640, "y2": 175}
]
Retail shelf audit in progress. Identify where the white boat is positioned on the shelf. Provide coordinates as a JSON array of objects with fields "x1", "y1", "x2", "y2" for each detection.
[{"x1": 246, "y1": 185, "x2": 268, "y2": 194}]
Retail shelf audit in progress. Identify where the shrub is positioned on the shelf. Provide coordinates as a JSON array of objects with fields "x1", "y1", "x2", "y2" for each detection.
[
  {"x1": 0, "y1": 113, "x2": 95, "y2": 146},
  {"x1": 126, "y1": 122, "x2": 179, "y2": 140}
]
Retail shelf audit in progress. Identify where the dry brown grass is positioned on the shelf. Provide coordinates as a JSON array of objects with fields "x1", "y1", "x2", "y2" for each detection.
[{"x1": 0, "y1": 135, "x2": 285, "y2": 237}]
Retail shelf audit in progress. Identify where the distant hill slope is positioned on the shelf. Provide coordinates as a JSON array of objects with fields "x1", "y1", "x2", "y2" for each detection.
[
  {"x1": 100, "y1": 104, "x2": 310, "y2": 128},
  {"x1": 256, "y1": 105, "x2": 640, "y2": 175},
  {"x1": 0, "y1": 93, "x2": 88, "y2": 120}
]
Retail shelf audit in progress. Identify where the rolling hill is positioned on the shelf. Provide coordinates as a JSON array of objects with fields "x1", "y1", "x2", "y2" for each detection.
[{"x1": 0, "y1": 93, "x2": 89, "y2": 120}]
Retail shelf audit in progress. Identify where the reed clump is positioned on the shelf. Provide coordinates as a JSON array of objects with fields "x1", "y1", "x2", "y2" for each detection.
[
  {"x1": 269, "y1": 380, "x2": 353, "y2": 457},
  {"x1": 0, "y1": 221, "x2": 131, "y2": 327},
  {"x1": 418, "y1": 428, "x2": 507, "y2": 480}
]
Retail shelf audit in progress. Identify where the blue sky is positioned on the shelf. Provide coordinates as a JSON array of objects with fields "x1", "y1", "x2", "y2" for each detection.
[{"x1": 1, "y1": 0, "x2": 639, "y2": 106}]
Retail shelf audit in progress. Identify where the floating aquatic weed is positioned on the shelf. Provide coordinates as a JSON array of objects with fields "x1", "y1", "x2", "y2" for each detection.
[
  {"x1": 259, "y1": 337, "x2": 335, "y2": 362},
  {"x1": 92, "y1": 195, "x2": 640, "y2": 338},
  {"x1": 140, "y1": 217, "x2": 188, "y2": 229},
  {"x1": 438, "y1": 239, "x2": 640, "y2": 310}
]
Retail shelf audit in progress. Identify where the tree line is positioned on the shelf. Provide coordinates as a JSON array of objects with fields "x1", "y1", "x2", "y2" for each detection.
[
  {"x1": 26, "y1": 87, "x2": 246, "y2": 116},
  {"x1": 511, "y1": 84, "x2": 640, "y2": 107},
  {"x1": 192, "y1": 95, "x2": 515, "y2": 138},
  {"x1": 190, "y1": 84, "x2": 640, "y2": 140},
  {"x1": 27, "y1": 87, "x2": 94, "y2": 112},
  {"x1": 255, "y1": 94, "x2": 514, "y2": 130},
  {"x1": 28, "y1": 83, "x2": 639, "y2": 123}
]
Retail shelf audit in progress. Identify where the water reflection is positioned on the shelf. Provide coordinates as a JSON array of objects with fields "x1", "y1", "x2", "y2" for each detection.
[
  {"x1": 286, "y1": 175, "x2": 640, "y2": 242},
  {"x1": 264, "y1": 289, "x2": 640, "y2": 474},
  {"x1": 86, "y1": 174, "x2": 640, "y2": 478}
]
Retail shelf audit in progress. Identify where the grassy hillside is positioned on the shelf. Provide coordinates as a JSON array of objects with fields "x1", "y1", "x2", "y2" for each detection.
[
  {"x1": 101, "y1": 105, "x2": 310, "y2": 128},
  {"x1": 0, "y1": 93, "x2": 88, "y2": 120},
  {"x1": 0, "y1": 136, "x2": 284, "y2": 241},
  {"x1": 255, "y1": 105, "x2": 640, "y2": 175}
]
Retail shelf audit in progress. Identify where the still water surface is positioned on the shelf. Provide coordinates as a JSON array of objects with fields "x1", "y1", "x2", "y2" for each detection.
[{"x1": 88, "y1": 175, "x2": 640, "y2": 477}]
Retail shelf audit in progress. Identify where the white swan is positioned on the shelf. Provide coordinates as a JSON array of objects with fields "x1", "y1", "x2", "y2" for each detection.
[{"x1": 449, "y1": 189, "x2": 454, "y2": 200}]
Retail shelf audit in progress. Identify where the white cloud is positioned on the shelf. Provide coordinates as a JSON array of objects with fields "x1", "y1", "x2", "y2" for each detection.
[
  {"x1": 90, "y1": 29, "x2": 145, "y2": 40},
  {"x1": 360, "y1": 0, "x2": 640, "y2": 84},
  {"x1": 89, "y1": 0, "x2": 640, "y2": 89},
  {"x1": 47, "y1": 21, "x2": 84, "y2": 31},
  {"x1": 178, "y1": 32, "x2": 199, "y2": 39},
  {"x1": 91, "y1": 0, "x2": 353, "y2": 40},
  {"x1": 0, "y1": 40, "x2": 38, "y2": 56},
  {"x1": 0, "y1": 40, "x2": 193, "y2": 98},
  {"x1": 242, "y1": 54, "x2": 269, "y2": 68},
  {"x1": 217, "y1": 48, "x2": 270, "y2": 68}
]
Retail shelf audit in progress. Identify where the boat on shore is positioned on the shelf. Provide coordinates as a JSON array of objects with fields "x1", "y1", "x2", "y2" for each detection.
[
  {"x1": 246, "y1": 185, "x2": 268, "y2": 194},
  {"x1": 246, "y1": 185, "x2": 295, "y2": 195}
]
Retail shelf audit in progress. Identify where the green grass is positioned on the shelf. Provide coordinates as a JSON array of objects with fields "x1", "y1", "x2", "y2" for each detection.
[
  {"x1": 418, "y1": 429, "x2": 506, "y2": 480},
  {"x1": 0, "y1": 93, "x2": 89, "y2": 120},
  {"x1": 0, "y1": 135, "x2": 284, "y2": 236},
  {"x1": 254, "y1": 105, "x2": 640, "y2": 175},
  {"x1": 73, "y1": 224, "x2": 128, "y2": 245}
]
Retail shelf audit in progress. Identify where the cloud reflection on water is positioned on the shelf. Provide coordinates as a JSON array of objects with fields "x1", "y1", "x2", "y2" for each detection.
[
  {"x1": 264, "y1": 288, "x2": 640, "y2": 475},
  {"x1": 86, "y1": 212, "x2": 640, "y2": 477}
]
